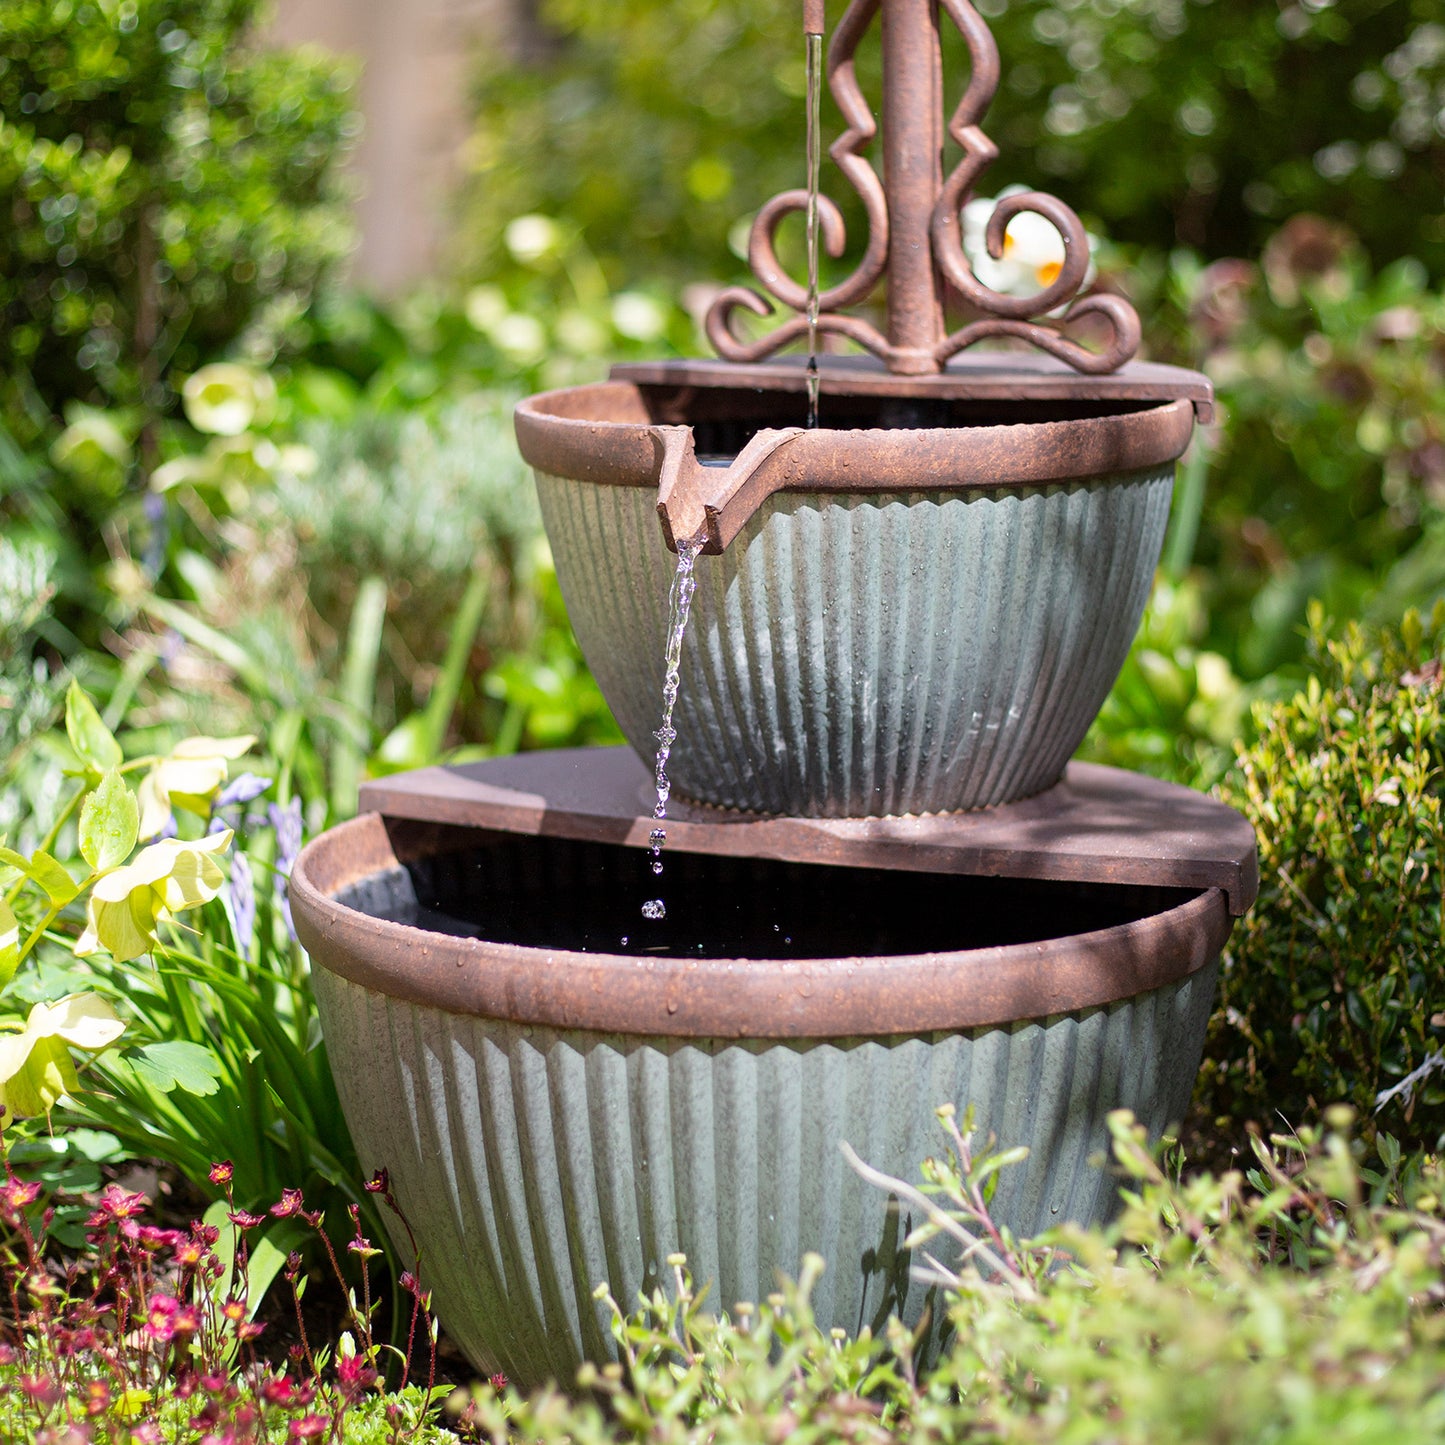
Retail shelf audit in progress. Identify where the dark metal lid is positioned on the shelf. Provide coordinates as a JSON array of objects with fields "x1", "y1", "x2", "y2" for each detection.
[{"x1": 358, "y1": 747, "x2": 1257, "y2": 916}]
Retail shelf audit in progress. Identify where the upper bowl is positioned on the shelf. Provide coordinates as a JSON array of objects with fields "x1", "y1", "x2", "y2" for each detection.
[{"x1": 515, "y1": 362, "x2": 1198, "y2": 817}]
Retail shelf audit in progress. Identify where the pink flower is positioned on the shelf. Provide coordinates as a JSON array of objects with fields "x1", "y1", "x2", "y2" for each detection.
[
  {"x1": 270, "y1": 1188, "x2": 305, "y2": 1218},
  {"x1": 146, "y1": 1292, "x2": 180, "y2": 1342},
  {"x1": 261, "y1": 1375, "x2": 299, "y2": 1405},
  {"x1": 1, "y1": 1177, "x2": 42, "y2": 1212},
  {"x1": 93, "y1": 1183, "x2": 148, "y2": 1220},
  {"x1": 227, "y1": 1209, "x2": 265, "y2": 1230},
  {"x1": 336, "y1": 1353, "x2": 378, "y2": 1397},
  {"x1": 363, "y1": 1168, "x2": 389, "y2": 1194},
  {"x1": 208, "y1": 1161, "x2": 234, "y2": 1187},
  {"x1": 19, "y1": 1374, "x2": 62, "y2": 1405},
  {"x1": 288, "y1": 1414, "x2": 330, "y2": 1440}
]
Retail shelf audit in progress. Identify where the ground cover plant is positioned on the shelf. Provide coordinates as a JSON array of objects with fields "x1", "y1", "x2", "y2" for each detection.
[
  {"x1": 452, "y1": 1110, "x2": 1445, "y2": 1444},
  {"x1": 0, "y1": 1129, "x2": 456, "y2": 1443}
]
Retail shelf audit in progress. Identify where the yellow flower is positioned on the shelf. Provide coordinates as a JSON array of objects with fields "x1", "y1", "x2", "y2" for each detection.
[
  {"x1": 75, "y1": 831, "x2": 233, "y2": 963},
  {"x1": 138, "y1": 735, "x2": 254, "y2": 840},
  {"x1": 0, "y1": 993, "x2": 125, "y2": 1119}
]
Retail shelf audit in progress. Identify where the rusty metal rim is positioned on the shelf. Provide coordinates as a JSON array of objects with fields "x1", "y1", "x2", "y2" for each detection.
[
  {"x1": 291, "y1": 812, "x2": 1233, "y2": 1040},
  {"x1": 513, "y1": 380, "x2": 1195, "y2": 498}
]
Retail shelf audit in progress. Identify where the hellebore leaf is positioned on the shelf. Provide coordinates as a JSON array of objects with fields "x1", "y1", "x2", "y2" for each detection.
[
  {"x1": 0, "y1": 848, "x2": 81, "y2": 907},
  {"x1": 65, "y1": 680, "x2": 123, "y2": 774},
  {"x1": 129, "y1": 1040, "x2": 223, "y2": 1098},
  {"x1": 0, "y1": 899, "x2": 17, "y2": 992},
  {"x1": 79, "y1": 769, "x2": 140, "y2": 873}
]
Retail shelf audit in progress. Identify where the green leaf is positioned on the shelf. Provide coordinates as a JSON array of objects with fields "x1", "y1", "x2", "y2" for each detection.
[
  {"x1": 65, "y1": 679, "x2": 122, "y2": 773},
  {"x1": 0, "y1": 848, "x2": 82, "y2": 907},
  {"x1": 78, "y1": 769, "x2": 140, "y2": 872},
  {"x1": 0, "y1": 898, "x2": 17, "y2": 991},
  {"x1": 30, "y1": 852, "x2": 81, "y2": 907},
  {"x1": 129, "y1": 1040, "x2": 224, "y2": 1098}
]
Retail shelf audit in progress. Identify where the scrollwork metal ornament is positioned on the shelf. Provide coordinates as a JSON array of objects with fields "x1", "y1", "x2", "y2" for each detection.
[{"x1": 705, "y1": 0, "x2": 1141, "y2": 376}]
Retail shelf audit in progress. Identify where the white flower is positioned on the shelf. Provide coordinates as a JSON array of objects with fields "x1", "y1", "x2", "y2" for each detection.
[
  {"x1": 182, "y1": 364, "x2": 276, "y2": 437},
  {"x1": 137, "y1": 735, "x2": 255, "y2": 840},
  {"x1": 961, "y1": 186, "x2": 1098, "y2": 302},
  {"x1": 0, "y1": 994, "x2": 126, "y2": 1118},
  {"x1": 75, "y1": 831, "x2": 233, "y2": 963}
]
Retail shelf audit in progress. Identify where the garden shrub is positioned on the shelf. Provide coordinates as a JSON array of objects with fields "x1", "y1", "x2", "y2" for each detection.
[
  {"x1": 0, "y1": 0, "x2": 357, "y2": 447},
  {"x1": 1196, "y1": 603, "x2": 1445, "y2": 1148}
]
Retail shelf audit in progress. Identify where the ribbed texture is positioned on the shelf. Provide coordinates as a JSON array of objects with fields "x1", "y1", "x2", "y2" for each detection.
[
  {"x1": 536, "y1": 470, "x2": 1172, "y2": 815},
  {"x1": 315, "y1": 958, "x2": 1217, "y2": 1388}
]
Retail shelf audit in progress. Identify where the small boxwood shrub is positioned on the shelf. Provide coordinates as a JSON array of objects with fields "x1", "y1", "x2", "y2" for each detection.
[{"x1": 1195, "y1": 602, "x2": 1445, "y2": 1147}]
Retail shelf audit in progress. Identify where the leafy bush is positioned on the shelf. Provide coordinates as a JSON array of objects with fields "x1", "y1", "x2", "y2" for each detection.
[
  {"x1": 456, "y1": 1112, "x2": 1445, "y2": 1443},
  {"x1": 0, "y1": 0, "x2": 357, "y2": 446},
  {"x1": 1196, "y1": 604, "x2": 1445, "y2": 1148},
  {"x1": 1158, "y1": 234, "x2": 1445, "y2": 680}
]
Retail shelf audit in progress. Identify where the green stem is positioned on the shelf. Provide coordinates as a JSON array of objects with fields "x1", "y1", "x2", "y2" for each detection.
[
  {"x1": 421, "y1": 566, "x2": 491, "y2": 760},
  {"x1": 331, "y1": 574, "x2": 389, "y2": 821},
  {"x1": 14, "y1": 903, "x2": 67, "y2": 967},
  {"x1": 5, "y1": 788, "x2": 88, "y2": 908}
]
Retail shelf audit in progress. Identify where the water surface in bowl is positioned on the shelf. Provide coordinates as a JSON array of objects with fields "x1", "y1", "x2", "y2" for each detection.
[{"x1": 335, "y1": 831, "x2": 1196, "y2": 961}]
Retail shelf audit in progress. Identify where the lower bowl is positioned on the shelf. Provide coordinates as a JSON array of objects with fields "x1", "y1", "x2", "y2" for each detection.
[{"x1": 292, "y1": 812, "x2": 1231, "y2": 1388}]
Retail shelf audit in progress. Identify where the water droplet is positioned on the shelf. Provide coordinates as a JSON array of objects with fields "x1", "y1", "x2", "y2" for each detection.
[
  {"x1": 642, "y1": 899, "x2": 666, "y2": 920},
  {"x1": 651, "y1": 860, "x2": 663, "y2": 875},
  {"x1": 649, "y1": 828, "x2": 666, "y2": 849},
  {"x1": 620, "y1": 936, "x2": 629, "y2": 947}
]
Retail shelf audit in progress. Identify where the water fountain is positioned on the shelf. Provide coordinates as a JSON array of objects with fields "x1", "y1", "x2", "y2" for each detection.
[{"x1": 290, "y1": 0, "x2": 1256, "y2": 1389}]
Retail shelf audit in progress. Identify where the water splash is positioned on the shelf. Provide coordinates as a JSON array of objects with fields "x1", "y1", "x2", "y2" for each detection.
[
  {"x1": 804, "y1": 26, "x2": 823, "y2": 429},
  {"x1": 643, "y1": 536, "x2": 703, "y2": 921}
]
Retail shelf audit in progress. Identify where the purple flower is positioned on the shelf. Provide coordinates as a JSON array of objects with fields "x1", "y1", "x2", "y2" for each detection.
[
  {"x1": 268, "y1": 797, "x2": 304, "y2": 940},
  {"x1": 142, "y1": 491, "x2": 169, "y2": 577},
  {"x1": 223, "y1": 851, "x2": 255, "y2": 961},
  {"x1": 215, "y1": 772, "x2": 273, "y2": 811}
]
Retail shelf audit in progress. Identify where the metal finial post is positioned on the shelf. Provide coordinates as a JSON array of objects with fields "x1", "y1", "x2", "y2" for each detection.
[
  {"x1": 705, "y1": 0, "x2": 1141, "y2": 376},
  {"x1": 880, "y1": 0, "x2": 946, "y2": 371}
]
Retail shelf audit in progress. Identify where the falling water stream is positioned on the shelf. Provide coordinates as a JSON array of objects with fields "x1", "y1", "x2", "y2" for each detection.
[
  {"x1": 804, "y1": 26, "x2": 823, "y2": 429},
  {"x1": 641, "y1": 536, "x2": 703, "y2": 921},
  {"x1": 642, "y1": 17, "x2": 821, "y2": 919}
]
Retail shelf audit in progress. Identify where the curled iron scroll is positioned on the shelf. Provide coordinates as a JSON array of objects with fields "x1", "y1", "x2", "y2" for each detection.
[{"x1": 704, "y1": 0, "x2": 1141, "y2": 376}]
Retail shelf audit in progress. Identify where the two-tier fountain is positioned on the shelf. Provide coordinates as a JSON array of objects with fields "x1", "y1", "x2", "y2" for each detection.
[{"x1": 292, "y1": 0, "x2": 1255, "y2": 1390}]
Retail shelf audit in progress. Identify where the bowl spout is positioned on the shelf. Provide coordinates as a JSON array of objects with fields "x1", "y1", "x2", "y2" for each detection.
[{"x1": 652, "y1": 423, "x2": 805, "y2": 553}]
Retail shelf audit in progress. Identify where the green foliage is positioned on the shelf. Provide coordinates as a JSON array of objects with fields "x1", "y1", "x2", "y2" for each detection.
[
  {"x1": 456, "y1": 1114, "x2": 1445, "y2": 1443},
  {"x1": 0, "y1": 0, "x2": 357, "y2": 445},
  {"x1": 1081, "y1": 574, "x2": 1249, "y2": 786},
  {"x1": 1159, "y1": 240, "x2": 1445, "y2": 679},
  {"x1": 460, "y1": 0, "x2": 1445, "y2": 310},
  {"x1": 1197, "y1": 604, "x2": 1445, "y2": 1148}
]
